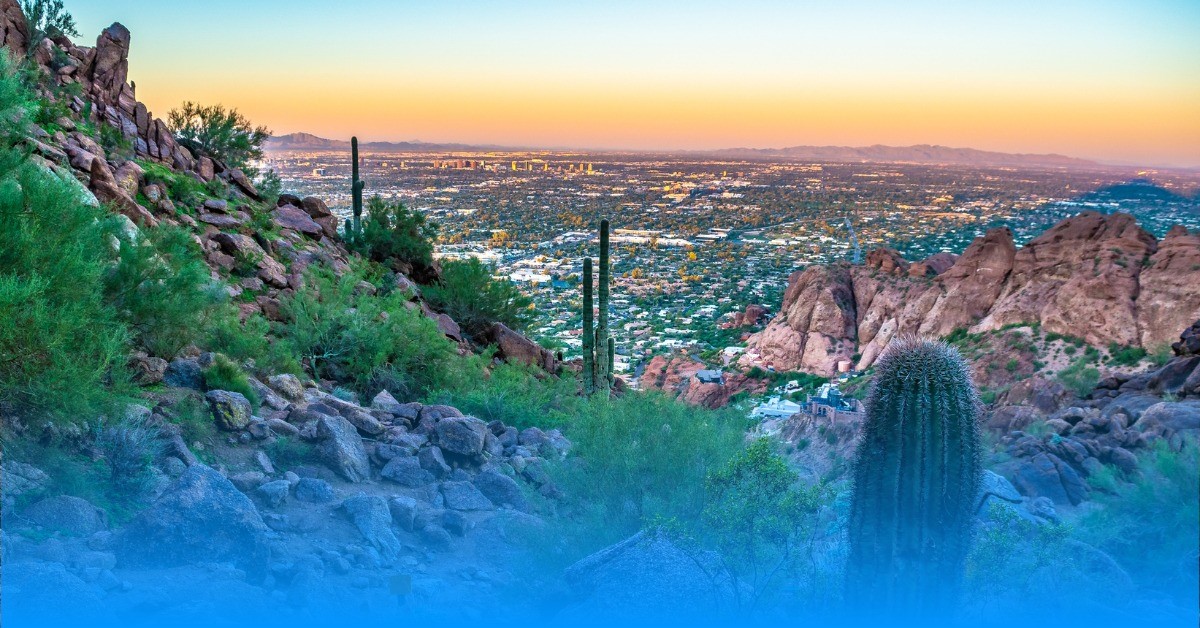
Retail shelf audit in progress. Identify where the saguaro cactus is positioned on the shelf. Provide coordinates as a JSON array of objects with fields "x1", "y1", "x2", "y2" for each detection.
[
  {"x1": 582, "y1": 257, "x2": 595, "y2": 395},
  {"x1": 845, "y1": 337, "x2": 982, "y2": 617},
  {"x1": 350, "y1": 136, "x2": 364, "y2": 240},
  {"x1": 578, "y1": 219, "x2": 613, "y2": 395},
  {"x1": 595, "y1": 219, "x2": 611, "y2": 393}
]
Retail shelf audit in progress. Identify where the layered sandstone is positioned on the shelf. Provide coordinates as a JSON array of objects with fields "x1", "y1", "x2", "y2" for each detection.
[{"x1": 743, "y1": 213, "x2": 1200, "y2": 376}]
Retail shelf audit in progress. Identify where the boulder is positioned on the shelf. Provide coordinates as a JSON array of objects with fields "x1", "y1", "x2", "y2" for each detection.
[
  {"x1": 1007, "y1": 452, "x2": 1088, "y2": 506},
  {"x1": 485, "y1": 322, "x2": 560, "y2": 372},
  {"x1": 380, "y1": 456, "x2": 433, "y2": 488},
  {"x1": 267, "y1": 374, "x2": 305, "y2": 401},
  {"x1": 561, "y1": 529, "x2": 736, "y2": 621},
  {"x1": 473, "y1": 469, "x2": 530, "y2": 511},
  {"x1": 341, "y1": 494, "x2": 401, "y2": 559},
  {"x1": 128, "y1": 353, "x2": 167, "y2": 386},
  {"x1": 435, "y1": 416, "x2": 488, "y2": 457},
  {"x1": 256, "y1": 480, "x2": 290, "y2": 508},
  {"x1": 418, "y1": 446, "x2": 452, "y2": 478},
  {"x1": 272, "y1": 205, "x2": 323, "y2": 238},
  {"x1": 316, "y1": 415, "x2": 371, "y2": 483},
  {"x1": 293, "y1": 477, "x2": 335, "y2": 503},
  {"x1": 388, "y1": 496, "x2": 419, "y2": 532},
  {"x1": 20, "y1": 495, "x2": 107, "y2": 536},
  {"x1": 116, "y1": 465, "x2": 269, "y2": 575},
  {"x1": 440, "y1": 481, "x2": 494, "y2": 511},
  {"x1": 164, "y1": 357, "x2": 203, "y2": 389},
  {"x1": 1133, "y1": 401, "x2": 1200, "y2": 438},
  {"x1": 206, "y1": 390, "x2": 253, "y2": 431}
]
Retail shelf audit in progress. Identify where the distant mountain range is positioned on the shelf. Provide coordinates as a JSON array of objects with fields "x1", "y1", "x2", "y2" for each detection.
[
  {"x1": 266, "y1": 133, "x2": 509, "y2": 153},
  {"x1": 695, "y1": 144, "x2": 1098, "y2": 168},
  {"x1": 268, "y1": 133, "x2": 1101, "y2": 169}
]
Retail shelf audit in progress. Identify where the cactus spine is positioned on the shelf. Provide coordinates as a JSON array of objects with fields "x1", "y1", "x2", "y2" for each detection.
[
  {"x1": 595, "y1": 219, "x2": 611, "y2": 394},
  {"x1": 579, "y1": 219, "x2": 613, "y2": 395},
  {"x1": 350, "y1": 136, "x2": 364, "y2": 241},
  {"x1": 582, "y1": 257, "x2": 595, "y2": 395},
  {"x1": 845, "y1": 337, "x2": 982, "y2": 617}
]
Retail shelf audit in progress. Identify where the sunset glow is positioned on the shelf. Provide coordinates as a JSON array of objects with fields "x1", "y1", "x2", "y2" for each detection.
[{"x1": 70, "y1": 0, "x2": 1200, "y2": 166}]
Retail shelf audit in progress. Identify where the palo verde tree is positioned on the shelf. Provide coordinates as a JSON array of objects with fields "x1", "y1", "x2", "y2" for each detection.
[
  {"x1": 21, "y1": 0, "x2": 79, "y2": 54},
  {"x1": 167, "y1": 102, "x2": 270, "y2": 175},
  {"x1": 845, "y1": 337, "x2": 983, "y2": 618}
]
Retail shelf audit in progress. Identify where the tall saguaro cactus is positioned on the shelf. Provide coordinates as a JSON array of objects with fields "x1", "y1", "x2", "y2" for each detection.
[
  {"x1": 845, "y1": 337, "x2": 982, "y2": 617},
  {"x1": 595, "y1": 219, "x2": 611, "y2": 394},
  {"x1": 350, "y1": 136, "x2": 364, "y2": 240},
  {"x1": 582, "y1": 257, "x2": 596, "y2": 395},
  {"x1": 579, "y1": 219, "x2": 613, "y2": 395}
]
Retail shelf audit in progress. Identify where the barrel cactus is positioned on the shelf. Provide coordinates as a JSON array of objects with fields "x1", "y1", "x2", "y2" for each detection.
[{"x1": 845, "y1": 337, "x2": 982, "y2": 616}]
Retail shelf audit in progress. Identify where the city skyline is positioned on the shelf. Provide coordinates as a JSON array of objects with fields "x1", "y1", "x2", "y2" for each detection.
[{"x1": 69, "y1": 0, "x2": 1200, "y2": 168}]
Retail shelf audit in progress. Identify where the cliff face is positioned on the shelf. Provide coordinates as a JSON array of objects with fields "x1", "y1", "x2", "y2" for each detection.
[{"x1": 743, "y1": 212, "x2": 1200, "y2": 376}]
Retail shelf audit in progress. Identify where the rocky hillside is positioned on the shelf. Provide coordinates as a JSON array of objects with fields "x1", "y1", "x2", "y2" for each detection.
[{"x1": 743, "y1": 212, "x2": 1200, "y2": 376}]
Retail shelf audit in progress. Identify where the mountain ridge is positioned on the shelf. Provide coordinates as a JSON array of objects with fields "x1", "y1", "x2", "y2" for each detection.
[{"x1": 269, "y1": 132, "x2": 1102, "y2": 169}]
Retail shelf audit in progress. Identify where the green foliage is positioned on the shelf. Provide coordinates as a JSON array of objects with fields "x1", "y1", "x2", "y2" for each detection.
[
  {"x1": 702, "y1": 438, "x2": 829, "y2": 611},
  {"x1": 1106, "y1": 342, "x2": 1147, "y2": 367},
  {"x1": 423, "y1": 257, "x2": 534, "y2": 341},
  {"x1": 278, "y1": 264, "x2": 479, "y2": 398},
  {"x1": 98, "y1": 124, "x2": 134, "y2": 161},
  {"x1": 0, "y1": 59, "x2": 129, "y2": 421},
  {"x1": 846, "y1": 338, "x2": 982, "y2": 616},
  {"x1": 1077, "y1": 442, "x2": 1199, "y2": 607},
  {"x1": 167, "y1": 102, "x2": 270, "y2": 175},
  {"x1": 555, "y1": 392, "x2": 747, "y2": 552},
  {"x1": 432, "y1": 361, "x2": 580, "y2": 430},
  {"x1": 1057, "y1": 356, "x2": 1101, "y2": 398},
  {"x1": 201, "y1": 354, "x2": 259, "y2": 408},
  {"x1": 94, "y1": 414, "x2": 165, "y2": 495},
  {"x1": 104, "y1": 225, "x2": 226, "y2": 357},
  {"x1": 964, "y1": 504, "x2": 1079, "y2": 614},
  {"x1": 348, "y1": 196, "x2": 438, "y2": 269},
  {"x1": 139, "y1": 161, "x2": 206, "y2": 208},
  {"x1": 21, "y1": 0, "x2": 79, "y2": 53},
  {"x1": 1148, "y1": 343, "x2": 1174, "y2": 367}
]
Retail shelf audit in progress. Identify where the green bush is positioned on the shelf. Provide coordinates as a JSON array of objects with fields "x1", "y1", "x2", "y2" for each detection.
[
  {"x1": 1077, "y1": 442, "x2": 1199, "y2": 607},
  {"x1": 94, "y1": 415, "x2": 165, "y2": 495},
  {"x1": 349, "y1": 196, "x2": 438, "y2": 270},
  {"x1": 20, "y1": 0, "x2": 79, "y2": 53},
  {"x1": 0, "y1": 56, "x2": 130, "y2": 422},
  {"x1": 105, "y1": 225, "x2": 226, "y2": 358},
  {"x1": 701, "y1": 438, "x2": 829, "y2": 610},
  {"x1": 140, "y1": 161, "x2": 207, "y2": 209},
  {"x1": 1057, "y1": 357, "x2": 1101, "y2": 398},
  {"x1": 167, "y1": 102, "x2": 269, "y2": 175},
  {"x1": 424, "y1": 257, "x2": 535, "y2": 341},
  {"x1": 554, "y1": 392, "x2": 747, "y2": 553},
  {"x1": 1106, "y1": 343, "x2": 1147, "y2": 367},
  {"x1": 278, "y1": 264, "x2": 479, "y2": 398},
  {"x1": 432, "y1": 361, "x2": 582, "y2": 429},
  {"x1": 201, "y1": 354, "x2": 259, "y2": 408}
]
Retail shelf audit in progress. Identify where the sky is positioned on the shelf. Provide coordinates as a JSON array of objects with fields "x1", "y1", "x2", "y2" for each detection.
[{"x1": 69, "y1": 0, "x2": 1200, "y2": 167}]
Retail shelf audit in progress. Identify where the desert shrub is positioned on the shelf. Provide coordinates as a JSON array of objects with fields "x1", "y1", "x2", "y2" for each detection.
[
  {"x1": 1106, "y1": 343, "x2": 1147, "y2": 367},
  {"x1": 1076, "y1": 441, "x2": 1199, "y2": 607},
  {"x1": 1148, "y1": 344, "x2": 1174, "y2": 367},
  {"x1": 105, "y1": 225, "x2": 226, "y2": 357},
  {"x1": 278, "y1": 265, "x2": 479, "y2": 397},
  {"x1": 554, "y1": 392, "x2": 747, "y2": 554},
  {"x1": 432, "y1": 361, "x2": 582, "y2": 429},
  {"x1": 201, "y1": 354, "x2": 259, "y2": 408},
  {"x1": 701, "y1": 438, "x2": 831, "y2": 611},
  {"x1": 98, "y1": 123, "x2": 134, "y2": 161},
  {"x1": 20, "y1": 0, "x2": 79, "y2": 53},
  {"x1": 0, "y1": 68, "x2": 130, "y2": 420},
  {"x1": 350, "y1": 196, "x2": 438, "y2": 269},
  {"x1": 168, "y1": 102, "x2": 269, "y2": 175},
  {"x1": 204, "y1": 308, "x2": 300, "y2": 376},
  {"x1": 1056, "y1": 357, "x2": 1100, "y2": 398},
  {"x1": 140, "y1": 161, "x2": 206, "y2": 208},
  {"x1": 423, "y1": 257, "x2": 534, "y2": 340},
  {"x1": 94, "y1": 415, "x2": 165, "y2": 495}
]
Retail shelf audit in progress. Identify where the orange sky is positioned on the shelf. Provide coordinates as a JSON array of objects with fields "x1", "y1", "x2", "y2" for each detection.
[{"x1": 73, "y1": 0, "x2": 1200, "y2": 167}]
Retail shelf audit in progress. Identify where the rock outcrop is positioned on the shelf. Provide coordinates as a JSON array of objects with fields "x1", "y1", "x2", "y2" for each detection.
[
  {"x1": 638, "y1": 354, "x2": 766, "y2": 408},
  {"x1": 744, "y1": 213, "x2": 1200, "y2": 375}
]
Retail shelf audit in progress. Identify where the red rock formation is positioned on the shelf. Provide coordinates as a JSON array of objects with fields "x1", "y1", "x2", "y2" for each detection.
[
  {"x1": 746, "y1": 212, "x2": 1200, "y2": 375},
  {"x1": 640, "y1": 355, "x2": 765, "y2": 409},
  {"x1": 1139, "y1": 227, "x2": 1200, "y2": 348}
]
